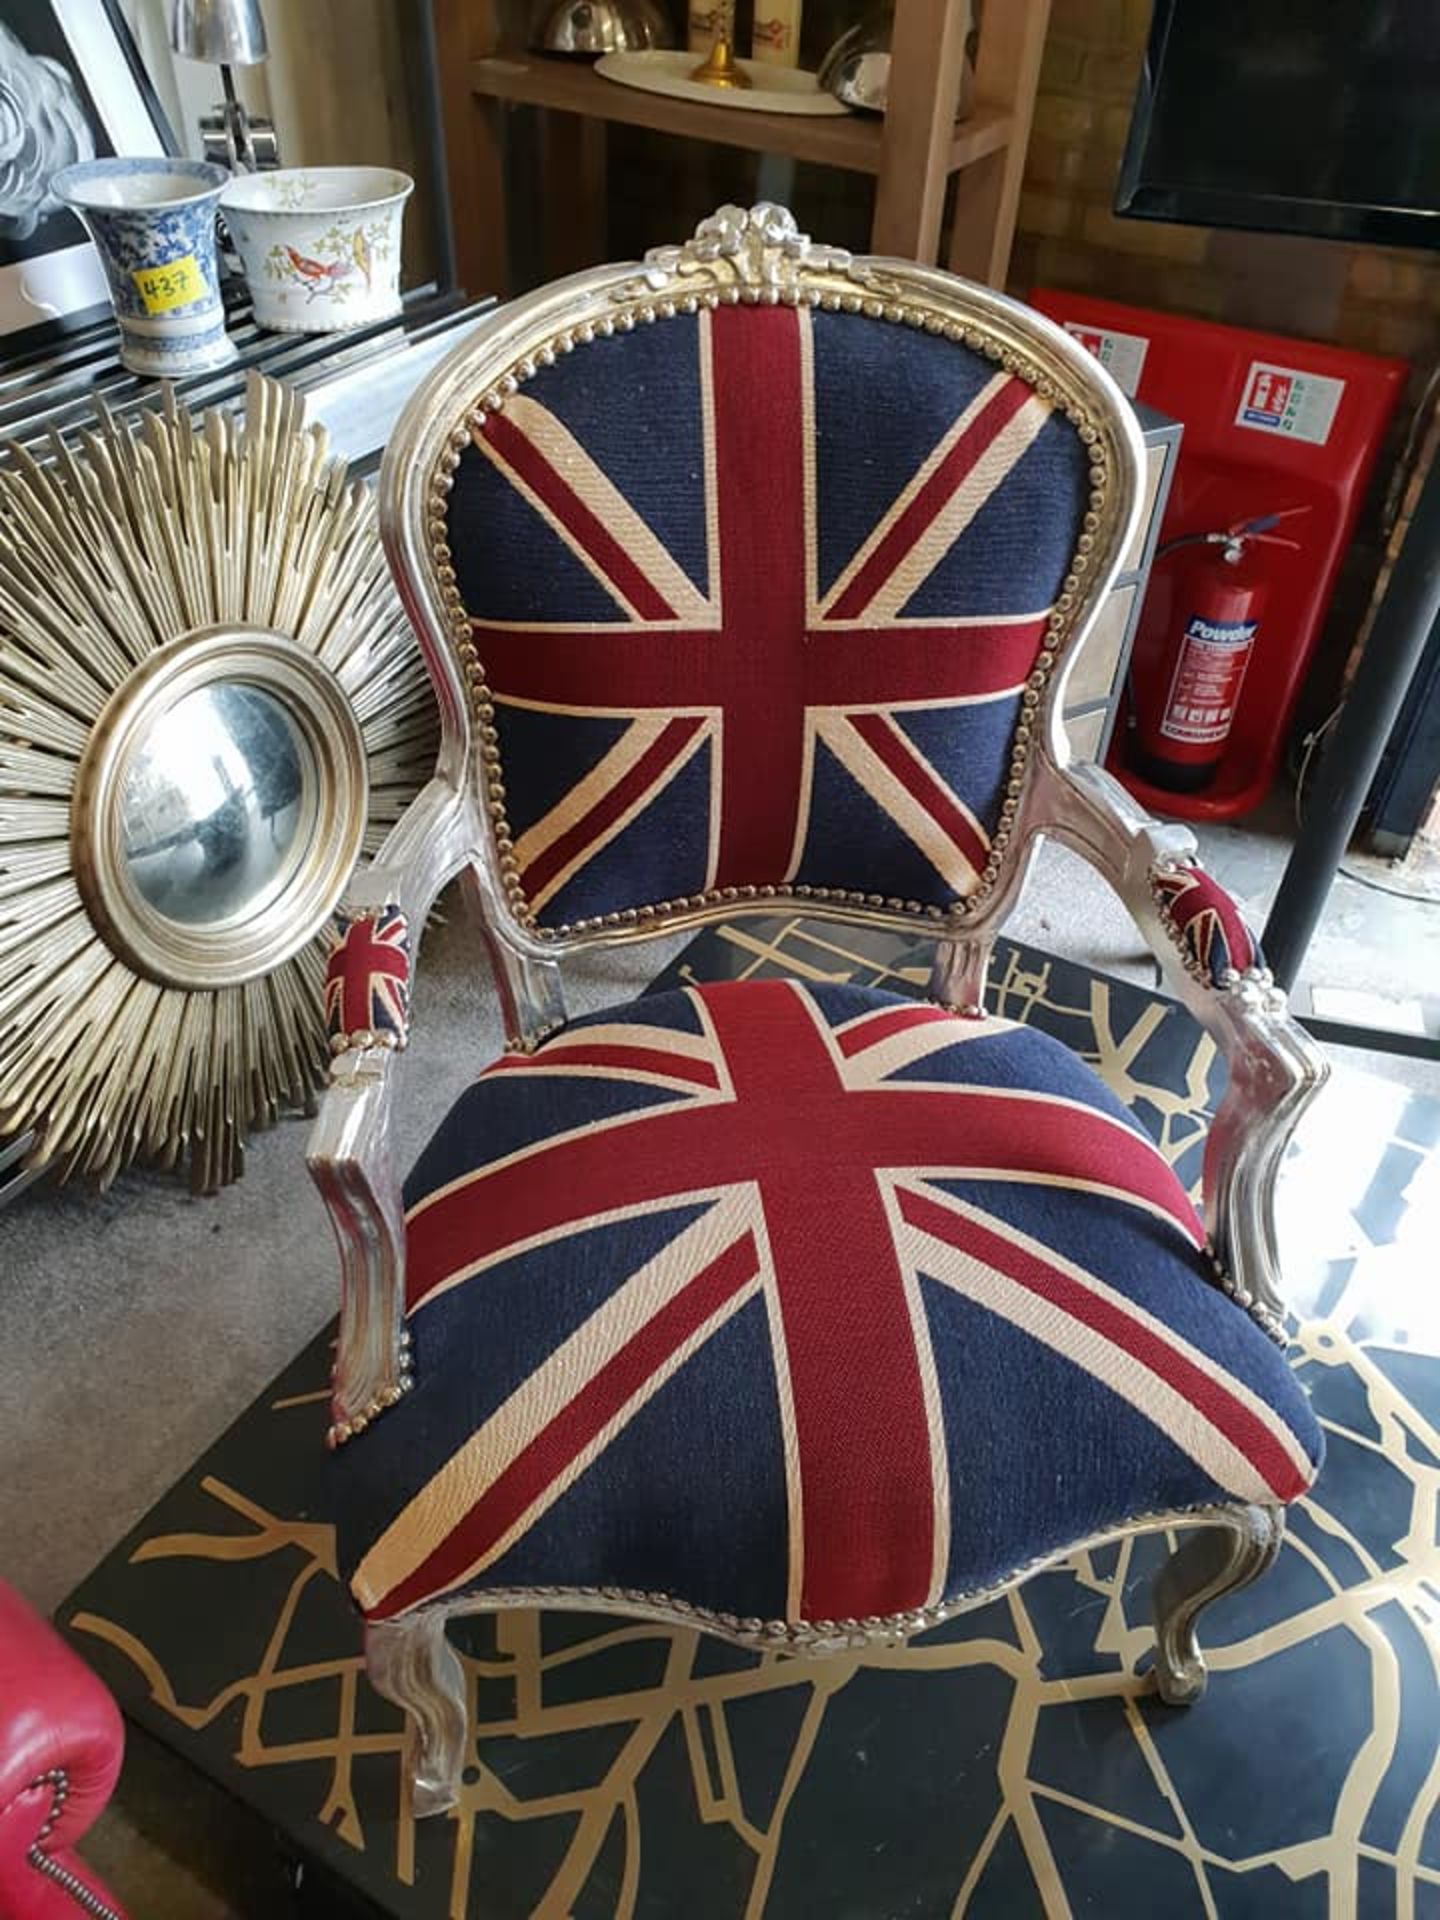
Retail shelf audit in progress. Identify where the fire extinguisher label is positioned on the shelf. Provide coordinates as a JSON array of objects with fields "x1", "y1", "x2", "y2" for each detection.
[
  {"x1": 1160, "y1": 614, "x2": 1258, "y2": 745},
  {"x1": 1063, "y1": 322, "x2": 1149, "y2": 397},
  {"x1": 1234, "y1": 361, "x2": 1345, "y2": 445}
]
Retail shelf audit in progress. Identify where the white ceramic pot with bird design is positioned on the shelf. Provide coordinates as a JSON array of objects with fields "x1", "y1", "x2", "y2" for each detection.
[{"x1": 220, "y1": 166, "x2": 412, "y2": 334}]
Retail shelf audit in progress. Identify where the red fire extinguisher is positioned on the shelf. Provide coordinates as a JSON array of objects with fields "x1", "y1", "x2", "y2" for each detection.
[{"x1": 1127, "y1": 509, "x2": 1307, "y2": 793}]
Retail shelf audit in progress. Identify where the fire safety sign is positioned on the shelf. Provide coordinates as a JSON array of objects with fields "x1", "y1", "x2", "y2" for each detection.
[{"x1": 1234, "y1": 361, "x2": 1345, "y2": 446}]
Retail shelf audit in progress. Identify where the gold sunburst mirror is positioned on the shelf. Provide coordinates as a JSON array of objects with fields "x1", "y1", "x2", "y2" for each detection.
[{"x1": 0, "y1": 373, "x2": 437, "y2": 1191}]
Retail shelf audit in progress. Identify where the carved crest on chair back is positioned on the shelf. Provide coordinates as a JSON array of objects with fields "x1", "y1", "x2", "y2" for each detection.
[
  {"x1": 621, "y1": 200, "x2": 876, "y2": 300},
  {"x1": 394, "y1": 207, "x2": 1142, "y2": 948}
]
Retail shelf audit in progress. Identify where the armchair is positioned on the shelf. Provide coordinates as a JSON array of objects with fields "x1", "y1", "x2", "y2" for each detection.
[
  {"x1": 0, "y1": 1580, "x2": 127, "y2": 1920},
  {"x1": 308, "y1": 205, "x2": 1327, "y2": 1819}
]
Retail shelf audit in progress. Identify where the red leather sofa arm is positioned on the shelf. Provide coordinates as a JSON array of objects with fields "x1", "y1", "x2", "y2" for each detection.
[{"x1": 0, "y1": 1581, "x2": 127, "y2": 1920}]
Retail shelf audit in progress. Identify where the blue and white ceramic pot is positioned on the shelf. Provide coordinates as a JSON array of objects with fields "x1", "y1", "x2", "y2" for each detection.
[{"x1": 50, "y1": 157, "x2": 237, "y2": 378}]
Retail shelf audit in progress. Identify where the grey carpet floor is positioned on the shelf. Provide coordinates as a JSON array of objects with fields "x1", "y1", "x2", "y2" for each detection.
[{"x1": 2, "y1": 836, "x2": 1433, "y2": 1914}]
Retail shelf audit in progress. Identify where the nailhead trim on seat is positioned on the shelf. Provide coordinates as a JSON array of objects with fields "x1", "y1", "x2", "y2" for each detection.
[
  {"x1": 389, "y1": 1496, "x2": 1277, "y2": 1658},
  {"x1": 1205, "y1": 1246, "x2": 1288, "y2": 1348}
]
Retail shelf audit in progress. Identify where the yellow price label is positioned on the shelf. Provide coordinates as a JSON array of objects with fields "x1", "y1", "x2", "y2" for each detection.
[{"x1": 132, "y1": 255, "x2": 204, "y2": 314}]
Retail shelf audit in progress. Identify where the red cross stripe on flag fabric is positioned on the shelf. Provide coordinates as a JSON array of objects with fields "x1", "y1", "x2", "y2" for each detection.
[
  {"x1": 351, "y1": 981, "x2": 1314, "y2": 1624},
  {"x1": 323, "y1": 908, "x2": 411, "y2": 1048},
  {"x1": 467, "y1": 305, "x2": 1065, "y2": 919}
]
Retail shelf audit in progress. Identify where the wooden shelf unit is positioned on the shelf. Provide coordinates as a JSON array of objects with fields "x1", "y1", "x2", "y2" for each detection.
[
  {"x1": 467, "y1": 52, "x2": 1014, "y2": 176},
  {"x1": 434, "y1": 0, "x2": 1051, "y2": 297}
]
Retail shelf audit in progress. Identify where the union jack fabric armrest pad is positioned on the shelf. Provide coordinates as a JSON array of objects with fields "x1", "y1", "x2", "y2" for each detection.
[
  {"x1": 330, "y1": 978, "x2": 1320, "y2": 1637},
  {"x1": 1151, "y1": 862, "x2": 1267, "y2": 990},
  {"x1": 324, "y1": 907, "x2": 412, "y2": 1054}
]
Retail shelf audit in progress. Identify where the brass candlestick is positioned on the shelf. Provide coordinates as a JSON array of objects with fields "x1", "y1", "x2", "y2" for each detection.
[{"x1": 690, "y1": 37, "x2": 752, "y2": 86}]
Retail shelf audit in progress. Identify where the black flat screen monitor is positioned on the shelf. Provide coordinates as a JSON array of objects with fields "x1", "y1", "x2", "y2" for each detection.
[{"x1": 1116, "y1": 1, "x2": 1440, "y2": 250}]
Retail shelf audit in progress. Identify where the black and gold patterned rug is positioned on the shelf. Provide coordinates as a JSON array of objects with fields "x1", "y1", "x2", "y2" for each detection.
[{"x1": 59, "y1": 920, "x2": 1439, "y2": 1918}]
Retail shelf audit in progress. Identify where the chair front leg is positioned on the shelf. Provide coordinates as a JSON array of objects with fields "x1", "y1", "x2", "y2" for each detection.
[
  {"x1": 366, "y1": 1610, "x2": 470, "y2": 1818},
  {"x1": 1151, "y1": 1505, "x2": 1284, "y2": 1704}
]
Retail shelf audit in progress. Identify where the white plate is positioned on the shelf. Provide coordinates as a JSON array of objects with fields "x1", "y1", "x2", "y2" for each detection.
[{"x1": 595, "y1": 50, "x2": 848, "y2": 115}]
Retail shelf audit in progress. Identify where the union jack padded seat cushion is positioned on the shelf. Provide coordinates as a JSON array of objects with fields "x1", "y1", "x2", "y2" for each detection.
[
  {"x1": 332, "y1": 980, "x2": 1321, "y2": 1634},
  {"x1": 443, "y1": 304, "x2": 1092, "y2": 932}
]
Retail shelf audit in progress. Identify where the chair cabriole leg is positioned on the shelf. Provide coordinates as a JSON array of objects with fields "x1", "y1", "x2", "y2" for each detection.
[
  {"x1": 366, "y1": 1610, "x2": 469, "y2": 1817},
  {"x1": 928, "y1": 931, "x2": 994, "y2": 1015},
  {"x1": 1151, "y1": 1504, "x2": 1284, "y2": 1705}
]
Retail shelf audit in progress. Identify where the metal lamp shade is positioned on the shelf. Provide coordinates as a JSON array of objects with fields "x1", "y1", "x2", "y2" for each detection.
[{"x1": 169, "y1": 0, "x2": 268, "y2": 65}]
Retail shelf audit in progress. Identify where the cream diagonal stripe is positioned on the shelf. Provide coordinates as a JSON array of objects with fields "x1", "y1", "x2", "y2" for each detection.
[
  {"x1": 896, "y1": 1182, "x2": 1315, "y2": 1500},
  {"x1": 472, "y1": 396, "x2": 713, "y2": 625},
  {"x1": 829, "y1": 1025, "x2": 1206, "y2": 1244},
  {"x1": 904, "y1": 1164, "x2": 1208, "y2": 1246},
  {"x1": 831, "y1": 1010, "x2": 1017, "y2": 1081},
  {"x1": 490, "y1": 1014, "x2": 722, "y2": 1097},
  {"x1": 520, "y1": 715, "x2": 713, "y2": 913},
  {"x1": 836, "y1": 1074, "x2": 1169, "y2": 1157},
  {"x1": 404, "y1": 1078, "x2": 732, "y2": 1248},
  {"x1": 817, "y1": 375, "x2": 1054, "y2": 623},
  {"x1": 510, "y1": 710, "x2": 702, "y2": 876},
  {"x1": 490, "y1": 1056, "x2": 717, "y2": 1096},
  {"x1": 861, "y1": 392, "x2": 1053, "y2": 624},
  {"x1": 509, "y1": 1019, "x2": 716, "y2": 1064},
  {"x1": 816, "y1": 372, "x2": 1013, "y2": 618},
  {"x1": 811, "y1": 710, "x2": 992, "y2": 892},
  {"x1": 354, "y1": 1194, "x2": 762, "y2": 1611}
]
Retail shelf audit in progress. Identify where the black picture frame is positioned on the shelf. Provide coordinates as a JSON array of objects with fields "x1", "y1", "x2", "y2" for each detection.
[{"x1": 0, "y1": 0, "x2": 178, "y2": 356}]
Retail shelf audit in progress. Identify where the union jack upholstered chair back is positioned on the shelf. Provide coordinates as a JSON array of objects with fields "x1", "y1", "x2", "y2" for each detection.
[
  {"x1": 384, "y1": 203, "x2": 1134, "y2": 952},
  {"x1": 311, "y1": 208, "x2": 1329, "y2": 1822}
]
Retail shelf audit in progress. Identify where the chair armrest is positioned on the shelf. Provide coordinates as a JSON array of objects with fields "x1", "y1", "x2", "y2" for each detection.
[
  {"x1": 308, "y1": 774, "x2": 570, "y2": 1441},
  {"x1": 308, "y1": 1046, "x2": 409, "y2": 1445},
  {"x1": 1032, "y1": 756, "x2": 1328, "y2": 1329},
  {"x1": 307, "y1": 776, "x2": 474, "y2": 1443},
  {"x1": 0, "y1": 1581, "x2": 126, "y2": 1920}
]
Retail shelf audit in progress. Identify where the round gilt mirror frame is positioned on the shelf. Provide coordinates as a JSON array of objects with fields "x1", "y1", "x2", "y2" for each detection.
[
  {"x1": 0, "y1": 374, "x2": 438, "y2": 1191},
  {"x1": 71, "y1": 625, "x2": 367, "y2": 991}
]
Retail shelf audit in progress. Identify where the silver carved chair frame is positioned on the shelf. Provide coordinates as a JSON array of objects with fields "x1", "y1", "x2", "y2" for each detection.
[{"x1": 307, "y1": 206, "x2": 1328, "y2": 1816}]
